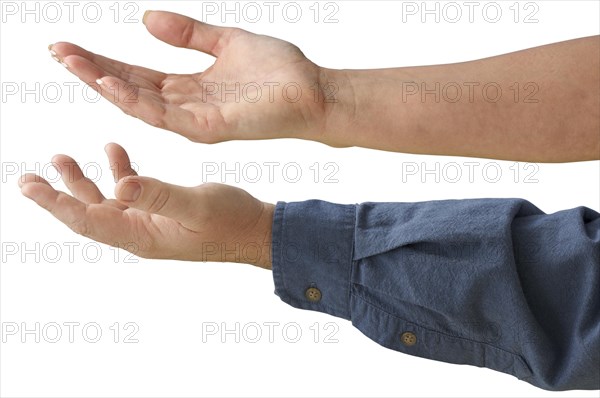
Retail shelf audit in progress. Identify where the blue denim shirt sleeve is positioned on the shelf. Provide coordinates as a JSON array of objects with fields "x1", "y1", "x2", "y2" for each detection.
[{"x1": 271, "y1": 198, "x2": 600, "y2": 391}]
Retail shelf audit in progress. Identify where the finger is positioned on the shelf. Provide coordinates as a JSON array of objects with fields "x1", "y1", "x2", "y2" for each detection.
[
  {"x1": 143, "y1": 10, "x2": 236, "y2": 57},
  {"x1": 49, "y1": 42, "x2": 165, "y2": 88},
  {"x1": 17, "y1": 173, "x2": 52, "y2": 189},
  {"x1": 20, "y1": 180, "x2": 130, "y2": 245},
  {"x1": 95, "y1": 74, "x2": 163, "y2": 121},
  {"x1": 115, "y1": 176, "x2": 196, "y2": 223},
  {"x1": 60, "y1": 55, "x2": 162, "y2": 111},
  {"x1": 52, "y1": 155, "x2": 105, "y2": 204},
  {"x1": 104, "y1": 143, "x2": 138, "y2": 183},
  {"x1": 59, "y1": 59, "x2": 161, "y2": 119},
  {"x1": 96, "y1": 76, "x2": 216, "y2": 142}
]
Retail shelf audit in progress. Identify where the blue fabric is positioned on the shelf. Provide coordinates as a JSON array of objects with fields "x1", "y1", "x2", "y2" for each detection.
[{"x1": 271, "y1": 199, "x2": 600, "y2": 391}]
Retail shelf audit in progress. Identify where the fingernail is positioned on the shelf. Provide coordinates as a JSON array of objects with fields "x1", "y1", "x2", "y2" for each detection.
[
  {"x1": 95, "y1": 78, "x2": 104, "y2": 85},
  {"x1": 48, "y1": 44, "x2": 56, "y2": 56},
  {"x1": 142, "y1": 10, "x2": 152, "y2": 25},
  {"x1": 51, "y1": 54, "x2": 69, "y2": 68},
  {"x1": 119, "y1": 180, "x2": 141, "y2": 202}
]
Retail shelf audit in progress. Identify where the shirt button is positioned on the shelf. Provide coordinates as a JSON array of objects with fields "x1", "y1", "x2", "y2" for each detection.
[
  {"x1": 305, "y1": 287, "x2": 322, "y2": 302},
  {"x1": 400, "y1": 331, "x2": 417, "y2": 346}
]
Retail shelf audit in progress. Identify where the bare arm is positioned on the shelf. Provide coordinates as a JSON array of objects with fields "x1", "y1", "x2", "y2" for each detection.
[
  {"x1": 51, "y1": 11, "x2": 599, "y2": 162},
  {"x1": 321, "y1": 36, "x2": 600, "y2": 162}
]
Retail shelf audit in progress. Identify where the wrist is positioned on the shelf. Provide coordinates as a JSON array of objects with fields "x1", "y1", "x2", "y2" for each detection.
[
  {"x1": 316, "y1": 67, "x2": 424, "y2": 153},
  {"x1": 315, "y1": 67, "x2": 358, "y2": 148},
  {"x1": 246, "y1": 201, "x2": 275, "y2": 270}
]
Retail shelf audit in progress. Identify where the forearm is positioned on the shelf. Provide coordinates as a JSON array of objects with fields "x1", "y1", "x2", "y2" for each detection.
[{"x1": 319, "y1": 36, "x2": 600, "y2": 162}]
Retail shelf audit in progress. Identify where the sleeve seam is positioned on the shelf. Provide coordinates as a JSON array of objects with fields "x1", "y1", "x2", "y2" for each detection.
[{"x1": 346, "y1": 204, "x2": 358, "y2": 320}]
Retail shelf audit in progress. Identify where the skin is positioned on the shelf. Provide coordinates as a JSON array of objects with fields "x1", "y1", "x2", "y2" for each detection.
[
  {"x1": 19, "y1": 144, "x2": 274, "y2": 269},
  {"x1": 22, "y1": 10, "x2": 599, "y2": 268},
  {"x1": 47, "y1": 10, "x2": 599, "y2": 162},
  {"x1": 323, "y1": 37, "x2": 600, "y2": 162}
]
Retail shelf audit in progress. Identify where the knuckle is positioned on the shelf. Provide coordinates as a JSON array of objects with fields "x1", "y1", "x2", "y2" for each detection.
[
  {"x1": 146, "y1": 187, "x2": 171, "y2": 214},
  {"x1": 182, "y1": 21, "x2": 196, "y2": 48}
]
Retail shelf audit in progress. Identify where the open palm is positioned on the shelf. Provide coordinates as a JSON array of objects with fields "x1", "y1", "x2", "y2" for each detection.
[
  {"x1": 19, "y1": 143, "x2": 273, "y2": 267},
  {"x1": 50, "y1": 11, "x2": 329, "y2": 144}
]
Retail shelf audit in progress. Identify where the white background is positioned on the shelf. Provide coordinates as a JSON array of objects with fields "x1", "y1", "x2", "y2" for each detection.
[{"x1": 1, "y1": 0, "x2": 599, "y2": 397}]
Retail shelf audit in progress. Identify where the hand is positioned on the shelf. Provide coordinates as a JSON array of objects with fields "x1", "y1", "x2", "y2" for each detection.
[
  {"x1": 18, "y1": 144, "x2": 274, "y2": 269},
  {"x1": 48, "y1": 10, "x2": 332, "y2": 145}
]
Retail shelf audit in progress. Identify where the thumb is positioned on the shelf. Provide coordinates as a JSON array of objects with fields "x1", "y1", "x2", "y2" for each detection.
[
  {"x1": 142, "y1": 10, "x2": 234, "y2": 57},
  {"x1": 115, "y1": 176, "x2": 193, "y2": 221}
]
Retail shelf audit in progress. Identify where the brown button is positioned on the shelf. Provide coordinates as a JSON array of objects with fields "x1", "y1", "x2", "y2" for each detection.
[
  {"x1": 400, "y1": 331, "x2": 417, "y2": 346},
  {"x1": 305, "y1": 287, "x2": 322, "y2": 302}
]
